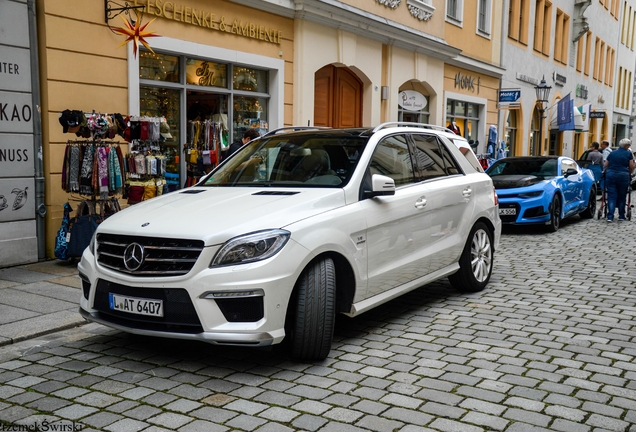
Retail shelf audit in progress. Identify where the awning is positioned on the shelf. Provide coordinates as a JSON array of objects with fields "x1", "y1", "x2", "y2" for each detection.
[{"x1": 549, "y1": 102, "x2": 584, "y2": 131}]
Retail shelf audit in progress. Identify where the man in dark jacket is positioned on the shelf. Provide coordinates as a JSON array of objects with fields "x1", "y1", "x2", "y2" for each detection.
[{"x1": 222, "y1": 128, "x2": 261, "y2": 161}]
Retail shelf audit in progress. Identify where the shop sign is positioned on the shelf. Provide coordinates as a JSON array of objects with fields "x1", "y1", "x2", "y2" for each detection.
[
  {"x1": 553, "y1": 72, "x2": 566, "y2": 87},
  {"x1": 0, "y1": 46, "x2": 31, "y2": 93},
  {"x1": 497, "y1": 89, "x2": 521, "y2": 107},
  {"x1": 454, "y1": 72, "x2": 480, "y2": 94},
  {"x1": 0, "y1": 91, "x2": 32, "y2": 134},
  {"x1": 0, "y1": 134, "x2": 33, "y2": 178},
  {"x1": 589, "y1": 111, "x2": 606, "y2": 119},
  {"x1": 515, "y1": 72, "x2": 539, "y2": 86},
  {"x1": 0, "y1": 177, "x2": 34, "y2": 223},
  {"x1": 134, "y1": 0, "x2": 283, "y2": 44},
  {"x1": 398, "y1": 90, "x2": 427, "y2": 112},
  {"x1": 576, "y1": 84, "x2": 588, "y2": 99}
]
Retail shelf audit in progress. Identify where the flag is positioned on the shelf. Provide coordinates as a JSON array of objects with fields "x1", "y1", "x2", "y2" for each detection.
[
  {"x1": 557, "y1": 94, "x2": 571, "y2": 126},
  {"x1": 580, "y1": 103, "x2": 591, "y2": 132},
  {"x1": 558, "y1": 99, "x2": 575, "y2": 131}
]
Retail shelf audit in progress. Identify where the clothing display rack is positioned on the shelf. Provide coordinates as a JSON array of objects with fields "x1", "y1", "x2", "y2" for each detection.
[{"x1": 184, "y1": 119, "x2": 227, "y2": 187}]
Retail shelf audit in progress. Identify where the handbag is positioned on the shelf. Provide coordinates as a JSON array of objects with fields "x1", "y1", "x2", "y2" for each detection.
[
  {"x1": 54, "y1": 203, "x2": 73, "y2": 260},
  {"x1": 67, "y1": 200, "x2": 101, "y2": 258}
]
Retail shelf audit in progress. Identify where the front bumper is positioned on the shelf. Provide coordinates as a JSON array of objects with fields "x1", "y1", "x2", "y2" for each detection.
[
  {"x1": 78, "y1": 237, "x2": 312, "y2": 347},
  {"x1": 498, "y1": 196, "x2": 550, "y2": 225}
]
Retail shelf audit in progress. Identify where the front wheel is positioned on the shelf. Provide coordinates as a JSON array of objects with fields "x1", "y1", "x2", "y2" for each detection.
[
  {"x1": 547, "y1": 195, "x2": 561, "y2": 232},
  {"x1": 287, "y1": 257, "x2": 336, "y2": 360},
  {"x1": 580, "y1": 188, "x2": 596, "y2": 219},
  {"x1": 448, "y1": 222, "x2": 493, "y2": 293}
]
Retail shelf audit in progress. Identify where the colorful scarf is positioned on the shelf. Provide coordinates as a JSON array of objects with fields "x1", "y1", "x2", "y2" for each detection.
[
  {"x1": 79, "y1": 145, "x2": 94, "y2": 195},
  {"x1": 98, "y1": 147, "x2": 109, "y2": 200},
  {"x1": 68, "y1": 145, "x2": 80, "y2": 193},
  {"x1": 108, "y1": 146, "x2": 123, "y2": 194}
]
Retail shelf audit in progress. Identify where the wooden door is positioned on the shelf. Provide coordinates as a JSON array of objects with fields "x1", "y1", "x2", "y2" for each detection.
[{"x1": 314, "y1": 65, "x2": 362, "y2": 128}]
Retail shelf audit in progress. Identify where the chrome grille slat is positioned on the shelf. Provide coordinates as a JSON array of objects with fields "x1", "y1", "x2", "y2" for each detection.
[{"x1": 96, "y1": 234, "x2": 204, "y2": 277}]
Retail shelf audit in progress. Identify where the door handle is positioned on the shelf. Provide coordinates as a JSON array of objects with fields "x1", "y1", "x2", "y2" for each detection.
[
  {"x1": 415, "y1": 197, "x2": 427, "y2": 209},
  {"x1": 462, "y1": 187, "x2": 472, "y2": 198}
]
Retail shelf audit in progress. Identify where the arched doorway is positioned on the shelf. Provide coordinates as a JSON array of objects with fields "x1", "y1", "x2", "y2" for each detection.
[{"x1": 314, "y1": 65, "x2": 363, "y2": 128}]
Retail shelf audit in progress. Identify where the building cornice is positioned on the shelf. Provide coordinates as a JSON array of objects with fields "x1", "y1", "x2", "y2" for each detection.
[
  {"x1": 229, "y1": 0, "x2": 461, "y2": 61},
  {"x1": 446, "y1": 54, "x2": 506, "y2": 78}
]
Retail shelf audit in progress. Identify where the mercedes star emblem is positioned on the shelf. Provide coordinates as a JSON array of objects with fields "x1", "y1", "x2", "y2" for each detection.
[{"x1": 123, "y1": 243, "x2": 145, "y2": 271}]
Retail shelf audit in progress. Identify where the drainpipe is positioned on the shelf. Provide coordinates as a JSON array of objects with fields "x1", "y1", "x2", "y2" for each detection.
[{"x1": 27, "y1": 0, "x2": 46, "y2": 260}]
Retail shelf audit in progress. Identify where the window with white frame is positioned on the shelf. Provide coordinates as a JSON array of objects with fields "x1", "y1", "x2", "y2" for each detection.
[
  {"x1": 447, "y1": 0, "x2": 463, "y2": 23},
  {"x1": 477, "y1": 0, "x2": 492, "y2": 36}
]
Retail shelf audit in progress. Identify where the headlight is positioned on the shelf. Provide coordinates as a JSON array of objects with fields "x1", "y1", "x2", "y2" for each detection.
[
  {"x1": 210, "y1": 230, "x2": 290, "y2": 267},
  {"x1": 518, "y1": 191, "x2": 543, "y2": 198}
]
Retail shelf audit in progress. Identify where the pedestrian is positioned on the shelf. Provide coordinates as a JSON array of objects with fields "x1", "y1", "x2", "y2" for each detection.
[
  {"x1": 221, "y1": 128, "x2": 261, "y2": 161},
  {"x1": 601, "y1": 140, "x2": 612, "y2": 166},
  {"x1": 604, "y1": 138, "x2": 635, "y2": 222},
  {"x1": 586, "y1": 142, "x2": 603, "y2": 165}
]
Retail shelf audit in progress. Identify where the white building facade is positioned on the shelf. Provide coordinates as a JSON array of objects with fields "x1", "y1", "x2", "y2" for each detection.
[{"x1": 498, "y1": 0, "x2": 636, "y2": 158}]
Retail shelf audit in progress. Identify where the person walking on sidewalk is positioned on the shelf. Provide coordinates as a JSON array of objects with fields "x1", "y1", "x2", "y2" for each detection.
[{"x1": 604, "y1": 138, "x2": 635, "y2": 222}]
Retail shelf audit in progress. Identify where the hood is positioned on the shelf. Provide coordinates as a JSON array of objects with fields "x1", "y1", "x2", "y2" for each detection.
[
  {"x1": 491, "y1": 175, "x2": 547, "y2": 189},
  {"x1": 98, "y1": 187, "x2": 346, "y2": 245}
]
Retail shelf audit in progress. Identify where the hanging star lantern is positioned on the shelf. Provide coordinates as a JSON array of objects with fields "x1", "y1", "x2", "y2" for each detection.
[{"x1": 111, "y1": 11, "x2": 160, "y2": 58}]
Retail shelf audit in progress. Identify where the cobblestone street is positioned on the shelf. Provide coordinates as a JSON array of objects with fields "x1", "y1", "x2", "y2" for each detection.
[{"x1": 1, "y1": 215, "x2": 636, "y2": 431}]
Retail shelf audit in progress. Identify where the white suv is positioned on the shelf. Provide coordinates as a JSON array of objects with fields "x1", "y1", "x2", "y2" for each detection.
[{"x1": 78, "y1": 123, "x2": 501, "y2": 360}]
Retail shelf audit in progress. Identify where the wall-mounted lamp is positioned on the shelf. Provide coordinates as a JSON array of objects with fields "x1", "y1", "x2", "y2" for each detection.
[{"x1": 381, "y1": 86, "x2": 389, "y2": 101}]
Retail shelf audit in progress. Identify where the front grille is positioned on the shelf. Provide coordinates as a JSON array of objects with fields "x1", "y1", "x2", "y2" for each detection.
[
  {"x1": 216, "y1": 297, "x2": 264, "y2": 322},
  {"x1": 93, "y1": 279, "x2": 203, "y2": 333},
  {"x1": 96, "y1": 234, "x2": 204, "y2": 276}
]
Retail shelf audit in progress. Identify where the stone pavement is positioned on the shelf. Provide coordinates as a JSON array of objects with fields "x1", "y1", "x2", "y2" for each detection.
[
  {"x1": 0, "y1": 260, "x2": 84, "y2": 346},
  {"x1": 0, "y1": 216, "x2": 636, "y2": 431}
]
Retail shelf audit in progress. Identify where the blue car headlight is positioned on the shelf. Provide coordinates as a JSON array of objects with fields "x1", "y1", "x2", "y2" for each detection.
[
  {"x1": 210, "y1": 229, "x2": 291, "y2": 267},
  {"x1": 518, "y1": 191, "x2": 543, "y2": 198}
]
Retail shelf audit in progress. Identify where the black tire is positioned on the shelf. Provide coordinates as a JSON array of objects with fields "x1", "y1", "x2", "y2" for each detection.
[
  {"x1": 448, "y1": 222, "x2": 493, "y2": 293},
  {"x1": 287, "y1": 258, "x2": 336, "y2": 360},
  {"x1": 547, "y1": 195, "x2": 561, "y2": 232},
  {"x1": 580, "y1": 188, "x2": 596, "y2": 219}
]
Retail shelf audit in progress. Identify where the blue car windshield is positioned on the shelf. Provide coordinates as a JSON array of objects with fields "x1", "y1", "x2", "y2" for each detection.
[
  {"x1": 200, "y1": 132, "x2": 368, "y2": 187},
  {"x1": 488, "y1": 158, "x2": 557, "y2": 179}
]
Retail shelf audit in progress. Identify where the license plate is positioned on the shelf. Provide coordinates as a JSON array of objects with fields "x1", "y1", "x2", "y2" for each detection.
[
  {"x1": 499, "y1": 208, "x2": 516, "y2": 216},
  {"x1": 109, "y1": 293, "x2": 163, "y2": 317}
]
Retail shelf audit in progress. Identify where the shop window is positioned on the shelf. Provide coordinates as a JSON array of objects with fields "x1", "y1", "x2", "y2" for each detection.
[
  {"x1": 186, "y1": 59, "x2": 227, "y2": 88},
  {"x1": 446, "y1": 100, "x2": 479, "y2": 142},
  {"x1": 140, "y1": 86, "x2": 181, "y2": 175},
  {"x1": 554, "y1": 9, "x2": 570, "y2": 65},
  {"x1": 233, "y1": 67, "x2": 268, "y2": 93},
  {"x1": 139, "y1": 52, "x2": 180, "y2": 83},
  {"x1": 233, "y1": 96, "x2": 269, "y2": 140}
]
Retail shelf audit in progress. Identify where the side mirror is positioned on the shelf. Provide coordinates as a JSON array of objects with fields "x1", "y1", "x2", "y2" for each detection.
[
  {"x1": 564, "y1": 168, "x2": 578, "y2": 178},
  {"x1": 365, "y1": 174, "x2": 396, "y2": 198}
]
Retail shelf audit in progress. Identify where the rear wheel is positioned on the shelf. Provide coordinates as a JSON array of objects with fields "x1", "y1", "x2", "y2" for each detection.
[
  {"x1": 580, "y1": 188, "x2": 596, "y2": 219},
  {"x1": 287, "y1": 257, "x2": 336, "y2": 360},
  {"x1": 449, "y1": 222, "x2": 493, "y2": 293},
  {"x1": 547, "y1": 195, "x2": 561, "y2": 232}
]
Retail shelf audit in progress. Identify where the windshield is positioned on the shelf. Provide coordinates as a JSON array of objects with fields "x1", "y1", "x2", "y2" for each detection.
[
  {"x1": 200, "y1": 133, "x2": 367, "y2": 187},
  {"x1": 487, "y1": 158, "x2": 558, "y2": 179}
]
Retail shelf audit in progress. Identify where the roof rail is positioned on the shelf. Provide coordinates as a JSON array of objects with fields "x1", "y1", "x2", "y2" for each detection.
[
  {"x1": 261, "y1": 126, "x2": 332, "y2": 138},
  {"x1": 372, "y1": 122, "x2": 455, "y2": 134}
]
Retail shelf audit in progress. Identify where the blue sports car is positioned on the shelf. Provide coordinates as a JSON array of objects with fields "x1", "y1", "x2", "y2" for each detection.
[{"x1": 486, "y1": 156, "x2": 597, "y2": 232}]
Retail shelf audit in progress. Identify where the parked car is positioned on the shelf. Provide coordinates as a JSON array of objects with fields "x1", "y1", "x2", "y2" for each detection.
[
  {"x1": 78, "y1": 123, "x2": 501, "y2": 360},
  {"x1": 486, "y1": 156, "x2": 596, "y2": 232}
]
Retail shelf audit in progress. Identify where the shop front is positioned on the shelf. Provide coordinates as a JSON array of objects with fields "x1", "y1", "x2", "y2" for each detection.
[
  {"x1": 38, "y1": 0, "x2": 292, "y2": 257},
  {"x1": 443, "y1": 65, "x2": 499, "y2": 157}
]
